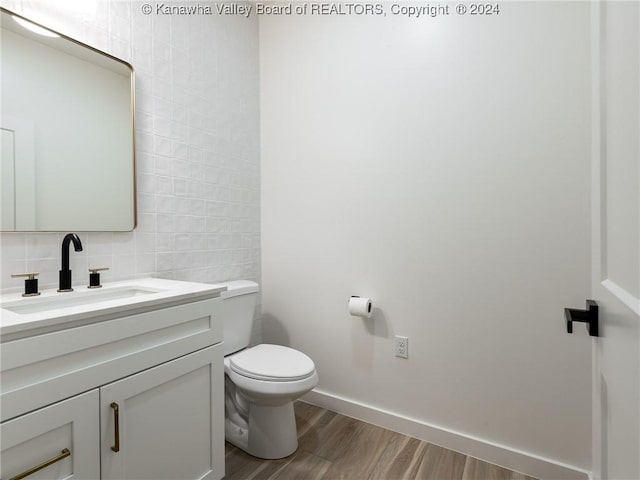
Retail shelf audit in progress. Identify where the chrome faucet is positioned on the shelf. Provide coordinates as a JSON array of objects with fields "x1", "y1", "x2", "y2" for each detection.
[{"x1": 58, "y1": 233, "x2": 83, "y2": 292}]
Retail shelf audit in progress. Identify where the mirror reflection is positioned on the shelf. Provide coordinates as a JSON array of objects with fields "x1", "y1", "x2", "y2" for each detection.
[{"x1": 0, "y1": 8, "x2": 136, "y2": 231}]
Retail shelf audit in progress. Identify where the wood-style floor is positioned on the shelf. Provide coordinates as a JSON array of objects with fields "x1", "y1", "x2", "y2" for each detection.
[{"x1": 224, "y1": 402, "x2": 538, "y2": 480}]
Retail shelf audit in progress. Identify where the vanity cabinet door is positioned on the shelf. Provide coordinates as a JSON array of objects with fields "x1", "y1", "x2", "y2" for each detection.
[
  {"x1": 0, "y1": 389, "x2": 100, "y2": 480},
  {"x1": 100, "y1": 344, "x2": 224, "y2": 480}
]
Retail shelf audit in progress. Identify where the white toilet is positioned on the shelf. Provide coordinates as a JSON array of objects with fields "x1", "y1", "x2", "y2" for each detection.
[{"x1": 221, "y1": 280, "x2": 318, "y2": 459}]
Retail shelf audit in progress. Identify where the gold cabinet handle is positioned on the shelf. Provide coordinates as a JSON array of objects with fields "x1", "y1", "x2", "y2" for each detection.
[
  {"x1": 9, "y1": 448, "x2": 71, "y2": 480},
  {"x1": 111, "y1": 402, "x2": 120, "y2": 452}
]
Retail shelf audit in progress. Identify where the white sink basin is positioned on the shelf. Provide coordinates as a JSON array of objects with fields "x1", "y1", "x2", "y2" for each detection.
[
  {"x1": 0, "y1": 278, "x2": 227, "y2": 339},
  {"x1": 2, "y1": 286, "x2": 161, "y2": 315}
]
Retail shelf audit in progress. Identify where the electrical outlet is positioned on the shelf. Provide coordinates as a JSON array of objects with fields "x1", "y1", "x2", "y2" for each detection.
[{"x1": 395, "y1": 335, "x2": 408, "y2": 359}]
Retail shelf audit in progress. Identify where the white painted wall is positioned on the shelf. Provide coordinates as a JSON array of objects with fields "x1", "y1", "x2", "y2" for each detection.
[
  {"x1": 260, "y1": 1, "x2": 592, "y2": 474},
  {"x1": 0, "y1": 0, "x2": 261, "y2": 344}
]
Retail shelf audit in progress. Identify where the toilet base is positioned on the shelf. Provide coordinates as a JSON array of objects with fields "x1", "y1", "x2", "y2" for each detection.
[{"x1": 226, "y1": 401, "x2": 299, "y2": 459}]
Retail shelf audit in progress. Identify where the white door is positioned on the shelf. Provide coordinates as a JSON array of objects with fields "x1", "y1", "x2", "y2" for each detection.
[
  {"x1": 0, "y1": 389, "x2": 100, "y2": 480},
  {"x1": 0, "y1": 117, "x2": 36, "y2": 231},
  {"x1": 1, "y1": 128, "x2": 16, "y2": 230},
  {"x1": 590, "y1": 2, "x2": 640, "y2": 479},
  {"x1": 100, "y1": 345, "x2": 224, "y2": 480}
]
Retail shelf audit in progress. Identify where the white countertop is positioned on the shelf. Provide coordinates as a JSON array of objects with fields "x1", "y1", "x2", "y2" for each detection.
[{"x1": 0, "y1": 278, "x2": 226, "y2": 339}]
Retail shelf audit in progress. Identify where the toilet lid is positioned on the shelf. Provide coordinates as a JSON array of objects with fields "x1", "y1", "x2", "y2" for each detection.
[{"x1": 229, "y1": 344, "x2": 315, "y2": 382}]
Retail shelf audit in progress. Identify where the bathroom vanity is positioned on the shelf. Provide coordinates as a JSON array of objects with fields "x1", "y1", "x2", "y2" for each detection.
[{"x1": 0, "y1": 278, "x2": 226, "y2": 480}]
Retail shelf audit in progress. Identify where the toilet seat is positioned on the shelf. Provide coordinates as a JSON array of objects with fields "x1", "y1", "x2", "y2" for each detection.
[{"x1": 229, "y1": 344, "x2": 315, "y2": 382}]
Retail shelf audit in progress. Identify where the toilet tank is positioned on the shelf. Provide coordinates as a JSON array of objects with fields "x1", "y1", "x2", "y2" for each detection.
[{"x1": 221, "y1": 280, "x2": 260, "y2": 356}]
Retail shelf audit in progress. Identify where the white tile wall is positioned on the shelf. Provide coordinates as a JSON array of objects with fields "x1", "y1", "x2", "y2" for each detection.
[{"x1": 0, "y1": 0, "x2": 261, "y2": 338}]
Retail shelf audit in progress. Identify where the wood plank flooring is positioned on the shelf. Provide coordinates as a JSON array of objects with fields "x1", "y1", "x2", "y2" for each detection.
[{"x1": 224, "y1": 402, "x2": 538, "y2": 480}]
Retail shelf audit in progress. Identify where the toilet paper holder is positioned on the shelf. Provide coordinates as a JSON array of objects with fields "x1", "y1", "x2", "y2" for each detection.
[{"x1": 349, "y1": 296, "x2": 373, "y2": 318}]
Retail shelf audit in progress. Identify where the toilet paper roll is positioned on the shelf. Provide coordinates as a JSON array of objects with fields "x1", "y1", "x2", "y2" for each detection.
[{"x1": 349, "y1": 296, "x2": 373, "y2": 318}]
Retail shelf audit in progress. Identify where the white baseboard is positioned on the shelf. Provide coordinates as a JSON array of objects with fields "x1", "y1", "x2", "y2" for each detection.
[{"x1": 302, "y1": 389, "x2": 590, "y2": 480}]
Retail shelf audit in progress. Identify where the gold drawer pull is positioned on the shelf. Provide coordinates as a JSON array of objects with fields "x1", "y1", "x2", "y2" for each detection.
[
  {"x1": 9, "y1": 448, "x2": 71, "y2": 480},
  {"x1": 111, "y1": 402, "x2": 120, "y2": 452}
]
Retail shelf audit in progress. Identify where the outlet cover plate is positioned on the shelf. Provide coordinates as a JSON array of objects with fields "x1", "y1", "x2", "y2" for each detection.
[{"x1": 395, "y1": 335, "x2": 408, "y2": 359}]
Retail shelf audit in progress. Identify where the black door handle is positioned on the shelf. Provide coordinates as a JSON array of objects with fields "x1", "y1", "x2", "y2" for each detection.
[{"x1": 565, "y1": 300, "x2": 598, "y2": 336}]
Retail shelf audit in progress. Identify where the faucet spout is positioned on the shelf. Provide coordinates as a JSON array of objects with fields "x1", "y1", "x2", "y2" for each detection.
[{"x1": 59, "y1": 233, "x2": 83, "y2": 292}]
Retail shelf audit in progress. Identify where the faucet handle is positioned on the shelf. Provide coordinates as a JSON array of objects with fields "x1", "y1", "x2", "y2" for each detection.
[
  {"x1": 11, "y1": 272, "x2": 39, "y2": 279},
  {"x1": 89, "y1": 267, "x2": 110, "y2": 274},
  {"x1": 11, "y1": 272, "x2": 41, "y2": 297},
  {"x1": 88, "y1": 267, "x2": 109, "y2": 289}
]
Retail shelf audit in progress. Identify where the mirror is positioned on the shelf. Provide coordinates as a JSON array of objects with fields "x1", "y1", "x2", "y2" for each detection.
[{"x1": 0, "y1": 8, "x2": 136, "y2": 231}]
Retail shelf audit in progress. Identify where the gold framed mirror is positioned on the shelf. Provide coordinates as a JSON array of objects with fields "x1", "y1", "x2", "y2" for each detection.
[{"x1": 1, "y1": 8, "x2": 136, "y2": 231}]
